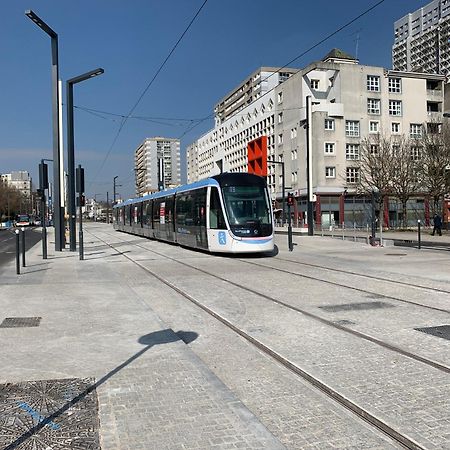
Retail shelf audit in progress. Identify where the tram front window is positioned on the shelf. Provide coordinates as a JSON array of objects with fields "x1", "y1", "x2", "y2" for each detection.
[{"x1": 222, "y1": 186, "x2": 272, "y2": 237}]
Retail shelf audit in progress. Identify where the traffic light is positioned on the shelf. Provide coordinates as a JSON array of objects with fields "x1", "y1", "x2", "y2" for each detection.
[
  {"x1": 77, "y1": 195, "x2": 86, "y2": 207},
  {"x1": 287, "y1": 193, "x2": 295, "y2": 206}
]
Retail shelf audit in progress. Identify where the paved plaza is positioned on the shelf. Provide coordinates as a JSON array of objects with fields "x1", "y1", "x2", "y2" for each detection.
[{"x1": 0, "y1": 224, "x2": 449, "y2": 449}]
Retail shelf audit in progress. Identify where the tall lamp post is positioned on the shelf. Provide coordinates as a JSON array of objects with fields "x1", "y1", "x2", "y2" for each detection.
[
  {"x1": 67, "y1": 68, "x2": 104, "y2": 251},
  {"x1": 268, "y1": 159, "x2": 285, "y2": 225},
  {"x1": 305, "y1": 95, "x2": 314, "y2": 236},
  {"x1": 26, "y1": 9, "x2": 64, "y2": 251}
]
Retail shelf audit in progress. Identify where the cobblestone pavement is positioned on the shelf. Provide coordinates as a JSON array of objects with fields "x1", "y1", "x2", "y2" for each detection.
[
  {"x1": 102, "y1": 227, "x2": 450, "y2": 449},
  {"x1": 1, "y1": 223, "x2": 449, "y2": 449},
  {"x1": 0, "y1": 226, "x2": 285, "y2": 449}
]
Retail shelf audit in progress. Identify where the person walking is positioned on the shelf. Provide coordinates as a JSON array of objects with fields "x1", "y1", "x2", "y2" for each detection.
[{"x1": 432, "y1": 213, "x2": 442, "y2": 236}]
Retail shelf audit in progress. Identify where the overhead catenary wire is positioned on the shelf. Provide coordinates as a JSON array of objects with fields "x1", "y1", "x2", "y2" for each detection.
[
  {"x1": 87, "y1": 0, "x2": 385, "y2": 195},
  {"x1": 177, "y1": 0, "x2": 386, "y2": 140},
  {"x1": 90, "y1": 0, "x2": 209, "y2": 186}
]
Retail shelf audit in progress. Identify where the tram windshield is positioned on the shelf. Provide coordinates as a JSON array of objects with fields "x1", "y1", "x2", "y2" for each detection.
[{"x1": 221, "y1": 185, "x2": 272, "y2": 236}]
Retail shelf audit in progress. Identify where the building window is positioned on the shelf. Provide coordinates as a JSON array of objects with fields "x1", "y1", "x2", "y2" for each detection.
[
  {"x1": 325, "y1": 118, "x2": 335, "y2": 130},
  {"x1": 391, "y1": 122, "x2": 400, "y2": 133},
  {"x1": 324, "y1": 142, "x2": 335, "y2": 155},
  {"x1": 345, "y1": 120, "x2": 360, "y2": 137},
  {"x1": 278, "y1": 112, "x2": 283, "y2": 123},
  {"x1": 277, "y1": 92, "x2": 283, "y2": 103},
  {"x1": 367, "y1": 75, "x2": 380, "y2": 92},
  {"x1": 389, "y1": 100, "x2": 402, "y2": 116},
  {"x1": 291, "y1": 149, "x2": 298, "y2": 160},
  {"x1": 369, "y1": 121, "x2": 379, "y2": 133},
  {"x1": 290, "y1": 127, "x2": 297, "y2": 139},
  {"x1": 367, "y1": 98, "x2": 381, "y2": 115},
  {"x1": 370, "y1": 144, "x2": 379, "y2": 155},
  {"x1": 346, "y1": 143, "x2": 360, "y2": 160},
  {"x1": 278, "y1": 133, "x2": 283, "y2": 144},
  {"x1": 388, "y1": 77, "x2": 401, "y2": 93},
  {"x1": 346, "y1": 167, "x2": 360, "y2": 184},
  {"x1": 291, "y1": 171, "x2": 298, "y2": 184},
  {"x1": 325, "y1": 166, "x2": 336, "y2": 178},
  {"x1": 410, "y1": 146, "x2": 422, "y2": 160},
  {"x1": 410, "y1": 123, "x2": 422, "y2": 138},
  {"x1": 311, "y1": 79, "x2": 319, "y2": 89}
]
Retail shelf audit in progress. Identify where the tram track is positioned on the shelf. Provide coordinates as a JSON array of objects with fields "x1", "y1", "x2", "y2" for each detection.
[
  {"x1": 238, "y1": 259, "x2": 450, "y2": 314},
  {"x1": 87, "y1": 228, "x2": 450, "y2": 450},
  {"x1": 275, "y1": 256, "x2": 450, "y2": 295},
  {"x1": 95, "y1": 229, "x2": 450, "y2": 375}
]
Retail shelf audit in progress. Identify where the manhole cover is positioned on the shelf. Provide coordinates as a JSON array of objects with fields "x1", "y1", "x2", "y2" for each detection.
[
  {"x1": 320, "y1": 301, "x2": 394, "y2": 312},
  {"x1": 415, "y1": 325, "x2": 450, "y2": 341},
  {"x1": 0, "y1": 378, "x2": 100, "y2": 449},
  {"x1": 0, "y1": 317, "x2": 41, "y2": 328}
]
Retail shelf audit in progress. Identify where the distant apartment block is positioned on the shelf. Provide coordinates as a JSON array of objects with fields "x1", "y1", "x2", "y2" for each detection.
[
  {"x1": 0, "y1": 171, "x2": 32, "y2": 198},
  {"x1": 393, "y1": 0, "x2": 450, "y2": 74},
  {"x1": 214, "y1": 67, "x2": 297, "y2": 125},
  {"x1": 135, "y1": 137, "x2": 181, "y2": 196},
  {"x1": 187, "y1": 49, "x2": 445, "y2": 227}
]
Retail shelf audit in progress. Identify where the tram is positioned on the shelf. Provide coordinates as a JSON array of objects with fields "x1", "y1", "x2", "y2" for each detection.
[{"x1": 113, "y1": 172, "x2": 274, "y2": 254}]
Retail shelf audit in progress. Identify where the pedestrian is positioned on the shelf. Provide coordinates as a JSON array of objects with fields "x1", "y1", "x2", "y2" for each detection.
[{"x1": 432, "y1": 213, "x2": 442, "y2": 236}]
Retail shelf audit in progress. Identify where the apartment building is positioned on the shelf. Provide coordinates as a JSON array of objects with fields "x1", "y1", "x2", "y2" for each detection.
[
  {"x1": 187, "y1": 49, "x2": 445, "y2": 227},
  {"x1": 214, "y1": 67, "x2": 297, "y2": 125},
  {"x1": 0, "y1": 171, "x2": 32, "y2": 198},
  {"x1": 393, "y1": 0, "x2": 450, "y2": 75},
  {"x1": 134, "y1": 137, "x2": 181, "y2": 196}
]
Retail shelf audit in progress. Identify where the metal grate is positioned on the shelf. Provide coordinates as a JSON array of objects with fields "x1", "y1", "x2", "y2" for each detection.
[
  {"x1": 0, "y1": 378, "x2": 100, "y2": 449},
  {"x1": 319, "y1": 301, "x2": 394, "y2": 313},
  {"x1": 0, "y1": 317, "x2": 41, "y2": 328},
  {"x1": 415, "y1": 325, "x2": 450, "y2": 341}
]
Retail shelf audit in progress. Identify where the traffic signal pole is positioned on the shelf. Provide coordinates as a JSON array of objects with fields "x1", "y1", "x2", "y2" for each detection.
[{"x1": 287, "y1": 193, "x2": 294, "y2": 251}]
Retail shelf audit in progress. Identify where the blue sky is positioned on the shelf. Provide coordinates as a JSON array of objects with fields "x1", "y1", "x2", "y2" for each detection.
[{"x1": 1, "y1": 0, "x2": 429, "y2": 200}]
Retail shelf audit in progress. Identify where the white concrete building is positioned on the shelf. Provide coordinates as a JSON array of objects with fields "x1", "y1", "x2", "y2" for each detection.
[
  {"x1": 135, "y1": 137, "x2": 181, "y2": 196},
  {"x1": 393, "y1": 0, "x2": 450, "y2": 75},
  {"x1": 187, "y1": 49, "x2": 445, "y2": 227},
  {"x1": 0, "y1": 171, "x2": 32, "y2": 199}
]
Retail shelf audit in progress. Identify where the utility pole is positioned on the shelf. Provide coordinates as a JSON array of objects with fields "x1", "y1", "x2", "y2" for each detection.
[{"x1": 106, "y1": 191, "x2": 109, "y2": 224}]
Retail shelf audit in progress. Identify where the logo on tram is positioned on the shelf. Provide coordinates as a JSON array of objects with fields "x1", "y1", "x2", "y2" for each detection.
[{"x1": 218, "y1": 231, "x2": 226, "y2": 245}]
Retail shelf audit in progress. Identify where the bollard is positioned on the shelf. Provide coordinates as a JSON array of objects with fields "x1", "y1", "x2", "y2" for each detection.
[
  {"x1": 79, "y1": 229, "x2": 84, "y2": 260},
  {"x1": 21, "y1": 227, "x2": 26, "y2": 267},
  {"x1": 418, "y1": 219, "x2": 421, "y2": 249},
  {"x1": 15, "y1": 230, "x2": 20, "y2": 274}
]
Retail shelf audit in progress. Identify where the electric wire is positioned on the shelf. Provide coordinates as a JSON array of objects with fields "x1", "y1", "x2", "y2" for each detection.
[
  {"x1": 88, "y1": 0, "x2": 384, "y2": 195},
  {"x1": 177, "y1": 0, "x2": 386, "y2": 139},
  {"x1": 90, "y1": 0, "x2": 209, "y2": 186}
]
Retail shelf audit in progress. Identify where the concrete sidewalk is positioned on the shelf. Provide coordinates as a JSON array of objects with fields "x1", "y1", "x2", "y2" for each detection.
[{"x1": 0, "y1": 229, "x2": 285, "y2": 450}]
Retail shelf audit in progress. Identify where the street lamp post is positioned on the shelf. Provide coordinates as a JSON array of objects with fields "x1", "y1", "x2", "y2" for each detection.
[
  {"x1": 26, "y1": 9, "x2": 64, "y2": 251},
  {"x1": 67, "y1": 68, "x2": 104, "y2": 251},
  {"x1": 267, "y1": 159, "x2": 285, "y2": 225},
  {"x1": 305, "y1": 95, "x2": 314, "y2": 236}
]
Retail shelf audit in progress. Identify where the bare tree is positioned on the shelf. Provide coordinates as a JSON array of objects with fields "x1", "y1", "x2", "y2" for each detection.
[
  {"x1": 358, "y1": 134, "x2": 398, "y2": 228},
  {"x1": 0, "y1": 183, "x2": 22, "y2": 221},
  {"x1": 389, "y1": 135, "x2": 421, "y2": 228},
  {"x1": 420, "y1": 122, "x2": 450, "y2": 214}
]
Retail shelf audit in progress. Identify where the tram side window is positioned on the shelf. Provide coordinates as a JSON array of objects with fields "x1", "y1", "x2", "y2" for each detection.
[
  {"x1": 194, "y1": 189, "x2": 206, "y2": 227},
  {"x1": 143, "y1": 201, "x2": 152, "y2": 227},
  {"x1": 125, "y1": 206, "x2": 131, "y2": 225},
  {"x1": 165, "y1": 196, "x2": 174, "y2": 226},
  {"x1": 153, "y1": 199, "x2": 161, "y2": 224},
  {"x1": 210, "y1": 188, "x2": 226, "y2": 229},
  {"x1": 175, "y1": 189, "x2": 206, "y2": 227}
]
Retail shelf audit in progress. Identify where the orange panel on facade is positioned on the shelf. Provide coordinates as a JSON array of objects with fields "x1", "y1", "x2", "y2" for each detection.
[{"x1": 247, "y1": 136, "x2": 268, "y2": 176}]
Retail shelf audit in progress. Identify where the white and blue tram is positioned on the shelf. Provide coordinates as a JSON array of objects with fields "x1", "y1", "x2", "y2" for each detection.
[{"x1": 113, "y1": 172, "x2": 274, "y2": 254}]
